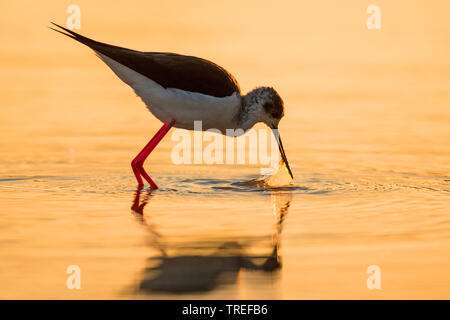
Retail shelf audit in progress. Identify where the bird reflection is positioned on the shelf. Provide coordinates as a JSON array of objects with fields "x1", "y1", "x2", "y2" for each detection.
[{"x1": 131, "y1": 187, "x2": 291, "y2": 294}]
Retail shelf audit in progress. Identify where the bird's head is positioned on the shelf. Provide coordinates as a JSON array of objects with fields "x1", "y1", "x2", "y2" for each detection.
[
  {"x1": 243, "y1": 87, "x2": 285, "y2": 128},
  {"x1": 242, "y1": 87, "x2": 293, "y2": 179}
]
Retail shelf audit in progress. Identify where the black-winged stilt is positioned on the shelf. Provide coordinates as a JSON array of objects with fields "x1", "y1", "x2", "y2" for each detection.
[{"x1": 50, "y1": 23, "x2": 293, "y2": 189}]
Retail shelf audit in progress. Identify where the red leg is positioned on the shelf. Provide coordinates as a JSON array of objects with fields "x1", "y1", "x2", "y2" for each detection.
[
  {"x1": 131, "y1": 120, "x2": 175, "y2": 189},
  {"x1": 131, "y1": 124, "x2": 168, "y2": 186}
]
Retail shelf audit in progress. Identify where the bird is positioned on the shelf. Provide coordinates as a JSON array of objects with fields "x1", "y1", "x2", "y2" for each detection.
[{"x1": 50, "y1": 22, "x2": 293, "y2": 189}]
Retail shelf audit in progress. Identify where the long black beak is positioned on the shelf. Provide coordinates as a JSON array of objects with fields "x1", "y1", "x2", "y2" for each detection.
[{"x1": 271, "y1": 126, "x2": 294, "y2": 179}]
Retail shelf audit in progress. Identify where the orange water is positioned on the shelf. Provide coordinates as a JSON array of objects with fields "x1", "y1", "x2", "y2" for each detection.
[{"x1": 0, "y1": 0, "x2": 449, "y2": 299}]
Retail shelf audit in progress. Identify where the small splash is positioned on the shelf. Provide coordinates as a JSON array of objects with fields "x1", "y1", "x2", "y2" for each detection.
[{"x1": 247, "y1": 160, "x2": 293, "y2": 188}]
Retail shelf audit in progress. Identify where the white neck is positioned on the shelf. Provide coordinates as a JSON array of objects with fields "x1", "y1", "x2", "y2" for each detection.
[{"x1": 236, "y1": 88, "x2": 271, "y2": 131}]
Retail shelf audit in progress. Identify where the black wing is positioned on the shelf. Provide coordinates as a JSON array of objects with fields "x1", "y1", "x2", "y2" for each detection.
[{"x1": 50, "y1": 23, "x2": 241, "y2": 98}]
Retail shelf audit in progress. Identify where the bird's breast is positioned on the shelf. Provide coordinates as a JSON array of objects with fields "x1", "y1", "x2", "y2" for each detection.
[{"x1": 137, "y1": 85, "x2": 242, "y2": 133}]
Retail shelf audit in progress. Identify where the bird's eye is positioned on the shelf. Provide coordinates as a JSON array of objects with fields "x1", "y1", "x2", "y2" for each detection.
[{"x1": 264, "y1": 101, "x2": 282, "y2": 119}]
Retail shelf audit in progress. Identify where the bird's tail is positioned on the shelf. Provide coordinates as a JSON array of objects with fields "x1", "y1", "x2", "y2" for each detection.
[
  {"x1": 49, "y1": 22, "x2": 135, "y2": 58},
  {"x1": 49, "y1": 22, "x2": 97, "y2": 47}
]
